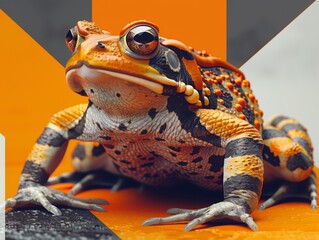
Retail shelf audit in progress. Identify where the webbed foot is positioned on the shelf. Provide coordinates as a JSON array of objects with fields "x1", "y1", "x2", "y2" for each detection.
[
  {"x1": 259, "y1": 171, "x2": 317, "y2": 210},
  {"x1": 143, "y1": 201, "x2": 258, "y2": 231}
]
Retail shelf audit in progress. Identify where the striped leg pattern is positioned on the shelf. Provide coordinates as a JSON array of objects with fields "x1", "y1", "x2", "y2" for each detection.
[
  {"x1": 260, "y1": 115, "x2": 317, "y2": 209},
  {"x1": 143, "y1": 109, "x2": 264, "y2": 231}
]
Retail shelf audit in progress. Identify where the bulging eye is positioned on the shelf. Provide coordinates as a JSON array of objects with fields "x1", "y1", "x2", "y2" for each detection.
[
  {"x1": 65, "y1": 27, "x2": 78, "y2": 52},
  {"x1": 125, "y1": 25, "x2": 159, "y2": 58}
]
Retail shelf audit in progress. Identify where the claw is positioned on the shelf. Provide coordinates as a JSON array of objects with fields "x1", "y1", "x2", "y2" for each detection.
[
  {"x1": 259, "y1": 173, "x2": 317, "y2": 210},
  {"x1": 143, "y1": 202, "x2": 258, "y2": 231}
]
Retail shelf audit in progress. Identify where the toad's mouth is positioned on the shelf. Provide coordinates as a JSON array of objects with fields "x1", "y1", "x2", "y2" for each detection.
[{"x1": 66, "y1": 63, "x2": 178, "y2": 95}]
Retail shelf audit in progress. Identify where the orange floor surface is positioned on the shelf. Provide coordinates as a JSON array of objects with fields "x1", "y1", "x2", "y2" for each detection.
[{"x1": 5, "y1": 161, "x2": 319, "y2": 240}]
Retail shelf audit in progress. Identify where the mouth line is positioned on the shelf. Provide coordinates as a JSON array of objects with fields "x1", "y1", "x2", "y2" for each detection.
[
  {"x1": 66, "y1": 62, "x2": 178, "y2": 94},
  {"x1": 66, "y1": 61, "x2": 178, "y2": 94}
]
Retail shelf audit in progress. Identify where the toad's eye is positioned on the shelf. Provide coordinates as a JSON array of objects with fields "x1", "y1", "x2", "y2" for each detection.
[
  {"x1": 125, "y1": 25, "x2": 159, "y2": 58},
  {"x1": 65, "y1": 27, "x2": 84, "y2": 53}
]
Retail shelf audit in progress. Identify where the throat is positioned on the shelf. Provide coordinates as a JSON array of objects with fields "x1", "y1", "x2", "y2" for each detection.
[{"x1": 85, "y1": 81, "x2": 169, "y2": 119}]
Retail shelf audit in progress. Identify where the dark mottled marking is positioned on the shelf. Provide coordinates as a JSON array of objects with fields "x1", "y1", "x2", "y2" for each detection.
[
  {"x1": 224, "y1": 174, "x2": 261, "y2": 195},
  {"x1": 177, "y1": 161, "x2": 188, "y2": 166},
  {"x1": 189, "y1": 172, "x2": 199, "y2": 176},
  {"x1": 292, "y1": 137, "x2": 312, "y2": 156},
  {"x1": 192, "y1": 157, "x2": 203, "y2": 163},
  {"x1": 153, "y1": 173, "x2": 159, "y2": 178},
  {"x1": 143, "y1": 173, "x2": 152, "y2": 178},
  {"x1": 262, "y1": 128, "x2": 286, "y2": 140},
  {"x1": 68, "y1": 102, "x2": 91, "y2": 139},
  {"x1": 116, "y1": 93, "x2": 121, "y2": 97},
  {"x1": 128, "y1": 120, "x2": 132, "y2": 124},
  {"x1": 225, "y1": 137, "x2": 263, "y2": 159},
  {"x1": 140, "y1": 129, "x2": 148, "y2": 135},
  {"x1": 140, "y1": 162, "x2": 154, "y2": 168},
  {"x1": 169, "y1": 152, "x2": 177, "y2": 157},
  {"x1": 96, "y1": 122, "x2": 103, "y2": 130},
  {"x1": 168, "y1": 146, "x2": 181, "y2": 152},
  {"x1": 150, "y1": 151, "x2": 163, "y2": 158},
  {"x1": 92, "y1": 144, "x2": 105, "y2": 157},
  {"x1": 72, "y1": 144, "x2": 86, "y2": 160},
  {"x1": 224, "y1": 174, "x2": 262, "y2": 212},
  {"x1": 281, "y1": 123, "x2": 307, "y2": 133},
  {"x1": 90, "y1": 88, "x2": 94, "y2": 94},
  {"x1": 287, "y1": 152, "x2": 313, "y2": 171},
  {"x1": 104, "y1": 144, "x2": 115, "y2": 149},
  {"x1": 123, "y1": 145, "x2": 127, "y2": 148},
  {"x1": 128, "y1": 167, "x2": 137, "y2": 171},
  {"x1": 155, "y1": 137, "x2": 165, "y2": 142},
  {"x1": 120, "y1": 160, "x2": 131, "y2": 164},
  {"x1": 101, "y1": 136, "x2": 111, "y2": 140},
  {"x1": 148, "y1": 108, "x2": 158, "y2": 119},
  {"x1": 208, "y1": 155, "x2": 224, "y2": 172},
  {"x1": 178, "y1": 139, "x2": 186, "y2": 144},
  {"x1": 141, "y1": 157, "x2": 147, "y2": 160},
  {"x1": 37, "y1": 128, "x2": 65, "y2": 147},
  {"x1": 159, "y1": 123, "x2": 167, "y2": 134},
  {"x1": 197, "y1": 165, "x2": 203, "y2": 169},
  {"x1": 205, "y1": 176, "x2": 214, "y2": 179},
  {"x1": 167, "y1": 94, "x2": 221, "y2": 146},
  {"x1": 114, "y1": 150, "x2": 121, "y2": 155},
  {"x1": 242, "y1": 106, "x2": 255, "y2": 125},
  {"x1": 218, "y1": 84, "x2": 233, "y2": 108},
  {"x1": 148, "y1": 157, "x2": 155, "y2": 161},
  {"x1": 262, "y1": 145, "x2": 280, "y2": 167},
  {"x1": 137, "y1": 154, "x2": 142, "y2": 158},
  {"x1": 118, "y1": 123, "x2": 127, "y2": 131},
  {"x1": 22, "y1": 161, "x2": 49, "y2": 184},
  {"x1": 191, "y1": 146, "x2": 201, "y2": 155},
  {"x1": 271, "y1": 116, "x2": 289, "y2": 126}
]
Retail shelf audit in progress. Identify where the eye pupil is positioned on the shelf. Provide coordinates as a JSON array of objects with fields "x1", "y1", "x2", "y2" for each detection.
[
  {"x1": 134, "y1": 32, "x2": 155, "y2": 44},
  {"x1": 125, "y1": 25, "x2": 159, "y2": 58}
]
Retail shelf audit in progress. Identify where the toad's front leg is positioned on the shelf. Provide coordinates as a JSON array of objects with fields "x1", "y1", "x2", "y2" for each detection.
[
  {"x1": 4, "y1": 103, "x2": 107, "y2": 214},
  {"x1": 143, "y1": 109, "x2": 264, "y2": 231}
]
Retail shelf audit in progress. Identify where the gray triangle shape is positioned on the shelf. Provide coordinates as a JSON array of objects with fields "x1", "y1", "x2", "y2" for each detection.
[
  {"x1": 0, "y1": 0, "x2": 92, "y2": 66},
  {"x1": 227, "y1": 0, "x2": 315, "y2": 67}
]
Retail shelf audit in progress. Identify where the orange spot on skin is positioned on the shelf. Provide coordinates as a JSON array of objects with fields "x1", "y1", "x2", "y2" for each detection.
[
  {"x1": 218, "y1": 99, "x2": 225, "y2": 105},
  {"x1": 242, "y1": 80, "x2": 251, "y2": 88},
  {"x1": 216, "y1": 76, "x2": 223, "y2": 83},
  {"x1": 235, "y1": 78, "x2": 242, "y2": 86},
  {"x1": 226, "y1": 82, "x2": 234, "y2": 91},
  {"x1": 239, "y1": 114, "x2": 246, "y2": 120},
  {"x1": 235, "y1": 104, "x2": 242, "y2": 112},
  {"x1": 254, "y1": 111, "x2": 259, "y2": 117},
  {"x1": 248, "y1": 93, "x2": 256, "y2": 102},
  {"x1": 233, "y1": 89, "x2": 239, "y2": 95},
  {"x1": 254, "y1": 120, "x2": 261, "y2": 130},
  {"x1": 214, "y1": 89, "x2": 222, "y2": 96},
  {"x1": 260, "y1": 110, "x2": 264, "y2": 117},
  {"x1": 237, "y1": 98, "x2": 246, "y2": 108}
]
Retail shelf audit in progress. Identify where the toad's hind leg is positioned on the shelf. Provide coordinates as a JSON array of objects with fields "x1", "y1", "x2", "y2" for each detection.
[
  {"x1": 260, "y1": 115, "x2": 317, "y2": 209},
  {"x1": 47, "y1": 142, "x2": 136, "y2": 194}
]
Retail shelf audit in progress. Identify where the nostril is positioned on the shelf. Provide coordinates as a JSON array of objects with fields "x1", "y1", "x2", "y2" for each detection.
[{"x1": 96, "y1": 42, "x2": 106, "y2": 49}]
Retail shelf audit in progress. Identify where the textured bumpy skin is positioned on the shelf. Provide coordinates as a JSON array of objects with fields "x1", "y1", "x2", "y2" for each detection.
[{"x1": 5, "y1": 20, "x2": 316, "y2": 231}]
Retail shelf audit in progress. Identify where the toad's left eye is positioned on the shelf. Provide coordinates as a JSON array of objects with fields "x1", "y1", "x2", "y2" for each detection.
[{"x1": 125, "y1": 25, "x2": 159, "y2": 58}]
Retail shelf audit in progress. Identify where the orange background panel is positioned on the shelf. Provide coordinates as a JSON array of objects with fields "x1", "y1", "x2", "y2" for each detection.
[
  {"x1": 92, "y1": 0, "x2": 227, "y2": 60},
  {"x1": 0, "y1": 9, "x2": 81, "y2": 195}
]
